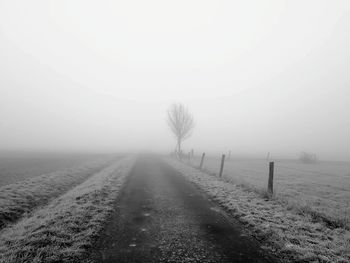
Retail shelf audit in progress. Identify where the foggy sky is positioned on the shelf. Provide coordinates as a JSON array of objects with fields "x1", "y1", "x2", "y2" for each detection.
[{"x1": 1, "y1": 0, "x2": 350, "y2": 160}]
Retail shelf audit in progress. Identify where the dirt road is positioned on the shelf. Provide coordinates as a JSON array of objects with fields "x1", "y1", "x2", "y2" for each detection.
[{"x1": 90, "y1": 156, "x2": 277, "y2": 263}]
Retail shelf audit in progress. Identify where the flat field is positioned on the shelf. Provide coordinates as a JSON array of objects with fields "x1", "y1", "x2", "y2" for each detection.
[
  {"x1": 0, "y1": 154, "x2": 133, "y2": 263},
  {"x1": 189, "y1": 155, "x2": 350, "y2": 228},
  {"x1": 0, "y1": 151, "x2": 107, "y2": 187}
]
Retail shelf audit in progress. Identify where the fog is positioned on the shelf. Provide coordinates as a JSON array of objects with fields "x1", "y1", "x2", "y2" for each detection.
[{"x1": 1, "y1": 0, "x2": 349, "y2": 160}]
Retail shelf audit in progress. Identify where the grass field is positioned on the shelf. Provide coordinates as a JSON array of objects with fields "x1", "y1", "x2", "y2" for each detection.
[
  {"x1": 188, "y1": 155, "x2": 350, "y2": 229},
  {"x1": 0, "y1": 155, "x2": 116, "y2": 230},
  {"x1": 167, "y1": 158, "x2": 350, "y2": 262},
  {"x1": 0, "y1": 156, "x2": 134, "y2": 263},
  {"x1": 0, "y1": 152, "x2": 109, "y2": 187}
]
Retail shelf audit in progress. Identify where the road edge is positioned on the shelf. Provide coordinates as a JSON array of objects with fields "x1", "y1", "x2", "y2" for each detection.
[{"x1": 164, "y1": 157, "x2": 350, "y2": 263}]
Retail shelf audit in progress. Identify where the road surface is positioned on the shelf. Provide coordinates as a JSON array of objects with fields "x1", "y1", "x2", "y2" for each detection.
[{"x1": 90, "y1": 156, "x2": 277, "y2": 263}]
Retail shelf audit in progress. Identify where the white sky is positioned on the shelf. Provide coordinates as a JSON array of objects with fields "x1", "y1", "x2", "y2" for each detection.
[{"x1": 0, "y1": 0, "x2": 350, "y2": 160}]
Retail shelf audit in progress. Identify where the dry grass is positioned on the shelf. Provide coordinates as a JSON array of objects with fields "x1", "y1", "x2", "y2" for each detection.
[
  {"x1": 167, "y1": 158, "x2": 350, "y2": 263},
  {"x1": 0, "y1": 156, "x2": 116, "y2": 230},
  {"x1": 0, "y1": 157, "x2": 134, "y2": 263},
  {"x1": 188, "y1": 156, "x2": 350, "y2": 229}
]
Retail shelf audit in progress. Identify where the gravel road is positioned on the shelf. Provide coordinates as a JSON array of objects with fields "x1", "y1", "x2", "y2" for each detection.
[{"x1": 90, "y1": 156, "x2": 277, "y2": 263}]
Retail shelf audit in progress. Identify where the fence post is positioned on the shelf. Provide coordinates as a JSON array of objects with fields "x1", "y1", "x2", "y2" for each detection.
[
  {"x1": 219, "y1": 154, "x2": 225, "y2": 177},
  {"x1": 268, "y1": 161, "x2": 274, "y2": 196},
  {"x1": 199, "y1": 153, "x2": 205, "y2": 169}
]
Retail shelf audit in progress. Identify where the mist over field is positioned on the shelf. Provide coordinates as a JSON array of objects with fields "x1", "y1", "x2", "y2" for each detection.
[
  {"x1": 1, "y1": 0, "x2": 350, "y2": 161},
  {"x1": 2, "y1": 2, "x2": 350, "y2": 262}
]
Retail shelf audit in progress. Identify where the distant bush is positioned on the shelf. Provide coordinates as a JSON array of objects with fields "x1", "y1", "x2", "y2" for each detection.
[{"x1": 299, "y1": 151, "x2": 318, "y2": 164}]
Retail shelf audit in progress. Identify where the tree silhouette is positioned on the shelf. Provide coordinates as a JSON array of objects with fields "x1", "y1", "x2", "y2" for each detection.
[{"x1": 167, "y1": 103, "x2": 194, "y2": 159}]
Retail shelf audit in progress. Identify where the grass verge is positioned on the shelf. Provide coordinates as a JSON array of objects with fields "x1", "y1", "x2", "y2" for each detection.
[
  {"x1": 0, "y1": 157, "x2": 115, "y2": 230},
  {"x1": 187, "y1": 156, "x2": 350, "y2": 230},
  {"x1": 0, "y1": 157, "x2": 134, "y2": 263},
  {"x1": 166, "y1": 158, "x2": 350, "y2": 263}
]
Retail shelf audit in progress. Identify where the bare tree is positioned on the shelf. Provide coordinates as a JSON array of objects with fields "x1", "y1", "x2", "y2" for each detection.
[{"x1": 167, "y1": 103, "x2": 195, "y2": 159}]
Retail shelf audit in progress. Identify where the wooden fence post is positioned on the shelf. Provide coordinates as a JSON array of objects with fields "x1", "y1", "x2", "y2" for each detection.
[
  {"x1": 199, "y1": 153, "x2": 205, "y2": 169},
  {"x1": 219, "y1": 154, "x2": 225, "y2": 177},
  {"x1": 268, "y1": 161, "x2": 274, "y2": 196}
]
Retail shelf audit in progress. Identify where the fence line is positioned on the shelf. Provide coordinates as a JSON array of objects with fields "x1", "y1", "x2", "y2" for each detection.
[{"x1": 176, "y1": 150, "x2": 350, "y2": 200}]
